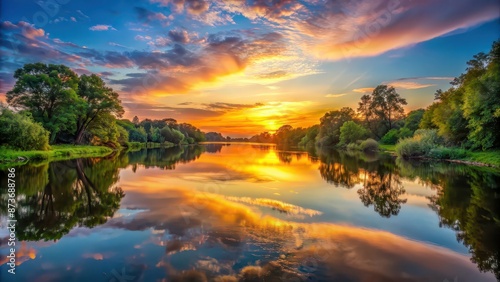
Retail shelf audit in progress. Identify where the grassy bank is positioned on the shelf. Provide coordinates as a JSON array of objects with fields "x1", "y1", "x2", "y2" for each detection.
[
  {"x1": 464, "y1": 150, "x2": 500, "y2": 167},
  {"x1": 0, "y1": 145, "x2": 114, "y2": 167},
  {"x1": 374, "y1": 143, "x2": 499, "y2": 167},
  {"x1": 379, "y1": 144, "x2": 396, "y2": 152}
]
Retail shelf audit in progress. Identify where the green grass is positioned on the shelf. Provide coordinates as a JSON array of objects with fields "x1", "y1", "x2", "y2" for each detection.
[
  {"x1": 379, "y1": 144, "x2": 396, "y2": 152},
  {"x1": 465, "y1": 150, "x2": 500, "y2": 167},
  {"x1": 0, "y1": 145, "x2": 113, "y2": 167}
]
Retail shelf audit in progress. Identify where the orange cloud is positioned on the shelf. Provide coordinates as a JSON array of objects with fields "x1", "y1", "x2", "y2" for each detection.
[
  {"x1": 293, "y1": 0, "x2": 499, "y2": 60},
  {"x1": 352, "y1": 87, "x2": 374, "y2": 94}
]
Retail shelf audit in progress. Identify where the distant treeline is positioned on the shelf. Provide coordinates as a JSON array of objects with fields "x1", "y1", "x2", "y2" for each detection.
[
  {"x1": 246, "y1": 40, "x2": 500, "y2": 158},
  {"x1": 1, "y1": 40, "x2": 498, "y2": 156}
]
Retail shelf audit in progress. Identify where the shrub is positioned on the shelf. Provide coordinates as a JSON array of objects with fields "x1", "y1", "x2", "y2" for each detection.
[
  {"x1": 380, "y1": 129, "x2": 399, "y2": 145},
  {"x1": 0, "y1": 107, "x2": 50, "y2": 151},
  {"x1": 339, "y1": 121, "x2": 369, "y2": 145},
  {"x1": 398, "y1": 127, "x2": 413, "y2": 139},
  {"x1": 395, "y1": 137, "x2": 424, "y2": 158},
  {"x1": 360, "y1": 138, "x2": 379, "y2": 152},
  {"x1": 346, "y1": 143, "x2": 361, "y2": 151}
]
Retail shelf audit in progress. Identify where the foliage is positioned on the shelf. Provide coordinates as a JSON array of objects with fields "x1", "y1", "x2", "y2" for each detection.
[
  {"x1": 317, "y1": 107, "x2": 355, "y2": 146},
  {"x1": 75, "y1": 74, "x2": 124, "y2": 144},
  {"x1": 249, "y1": 132, "x2": 273, "y2": 143},
  {"x1": 357, "y1": 85, "x2": 407, "y2": 138},
  {"x1": 0, "y1": 106, "x2": 50, "y2": 151},
  {"x1": 427, "y1": 147, "x2": 468, "y2": 160},
  {"x1": 396, "y1": 129, "x2": 442, "y2": 159},
  {"x1": 419, "y1": 40, "x2": 500, "y2": 150},
  {"x1": 0, "y1": 145, "x2": 112, "y2": 168},
  {"x1": 404, "y1": 109, "x2": 425, "y2": 132},
  {"x1": 299, "y1": 125, "x2": 319, "y2": 147},
  {"x1": 205, "y1": 132, "x2": 226, "y2": 141},
  {"x1": 339, "y1": 121, "x2": 369, "y2": 145},
  {"x1": 360, "y1": 138, "x2": 379, "y2": 152},
  {"x1": 380, "y1": 129, "x2": 399, "y2": 145},
  {"x1": 462, "y1": 45, "x2": 500, "y2": 150},
  {"x1": 160, "y1": 127, "x2": 185, "y2": 144},
  {"x1": 86, "y1": 113, "x2": 122, "y2": 147},
  {"x1": 6, "y1": 63, "x2": 80, "y2": 142},
  {"x1": 395, "y1": 138, "x2": 425, "y2": 159}
]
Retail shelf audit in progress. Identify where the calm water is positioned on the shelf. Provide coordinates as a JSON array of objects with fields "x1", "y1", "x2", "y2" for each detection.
[{"x1": 1, "y1": 143, "x2": 499, "y2": 282}]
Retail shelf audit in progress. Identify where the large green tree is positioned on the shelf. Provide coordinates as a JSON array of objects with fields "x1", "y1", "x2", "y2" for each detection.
[
  {"x1": 75, "y1": 74, "x2": 124, "y2": 144},
  {"x1": 367, "y1": 85, "x2": 407, "y2": 137},
  {"x1": 463, "y1": 41, "x2": 500, "y2": 150},
  {"x1": 6, "y1": 63, "x2": 79, "y2": 142}
]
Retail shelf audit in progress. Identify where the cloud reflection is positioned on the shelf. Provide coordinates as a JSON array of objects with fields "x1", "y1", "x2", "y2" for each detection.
[{"x1": 105, "y1": 186, "x2": 495, "y2": 281}]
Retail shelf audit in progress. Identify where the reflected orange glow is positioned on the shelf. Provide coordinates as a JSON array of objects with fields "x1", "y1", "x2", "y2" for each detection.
[
  {"x1": 0, "y1": 242, "x2": 37, "y2": 266},
  {"x1": 121, "y1": 182, "x2": 495, "y2": 282}
]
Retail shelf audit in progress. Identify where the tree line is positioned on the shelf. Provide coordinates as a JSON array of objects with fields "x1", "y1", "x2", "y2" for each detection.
[
  {"x1": 249, "y1": 40, "x2": 499, "y2": 157},
  {"x1": 0, "y1": 63, "x2": 206, "y2": 151}
]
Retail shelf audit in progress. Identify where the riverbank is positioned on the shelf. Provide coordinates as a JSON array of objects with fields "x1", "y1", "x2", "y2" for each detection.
[
  {"x1": 379, "y1": 144, "x2": 500, "y2": 168},
  {"x1": 0, "y1": 145, "x2": 114, "y2": 167},
  {"x1": 0, "y1": 142, "x2": 184, "y2": 168}
]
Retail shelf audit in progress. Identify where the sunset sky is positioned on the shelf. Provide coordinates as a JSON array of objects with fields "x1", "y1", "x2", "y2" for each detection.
[{"x1": 1, "y1": 0, "x2": 499, "y2": 137}]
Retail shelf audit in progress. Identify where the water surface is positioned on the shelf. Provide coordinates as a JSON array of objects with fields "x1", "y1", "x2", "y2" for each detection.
[{"x1": 1, "y1": 143, "x2": 499, "y2": 281}]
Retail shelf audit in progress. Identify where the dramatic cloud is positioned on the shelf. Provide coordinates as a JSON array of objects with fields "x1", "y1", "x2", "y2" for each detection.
[
  {"x1": 293, "y1": 0, "x2": 500, "y2": 60},
  {"x1": 0, "y1": 21, "x2": 84, "y2": 70},
  {"x1": 89, "y1": 25, "x2": 116, "y2": 31}
]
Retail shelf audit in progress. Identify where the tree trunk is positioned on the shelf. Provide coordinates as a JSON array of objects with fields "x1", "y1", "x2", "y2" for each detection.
[{"x1": 75, "y1": 128, "x2": 85, "y2": 144}]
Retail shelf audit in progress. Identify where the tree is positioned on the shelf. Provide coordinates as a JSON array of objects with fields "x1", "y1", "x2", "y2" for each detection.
[
  {"x1": 317, "y1": 107, "x2": 355, "y2": 146},
  {"x1": 369, "y1": 85, "x2": 407, "y2": 135},
  {"x1": 358, "y1": 94, "x2": 372, "y2": 122},
  {"x1": 160, "y1": 127, "x2": 185, "y2": 144},
  {"x1": 462, "y1": 41, "x2": 500, "y2": 150},
  {"x1": 85, "y1": 113, "x2": 121, "y2": 148},
  {"x1": 6, "y1": 63, "x2": 79, "y2": 142},
  {"x1": 339, "y1": 121, "x2": 369, "y2": 145},
  {"x1": 75, "y1": 74, "x2": 124, "y2": 144},
  {"x1": 404, "y1": 109, "x2": 425, "y2": 132},
  {"x1": 132, "y1": 116, "x2": 140, "y2": 126},
  {"x1": 419, "y1": 103, "x2": 438, "y2": 129},
  {"x1": 274, "y1": 125, "x2": 293, "y2": 144}
]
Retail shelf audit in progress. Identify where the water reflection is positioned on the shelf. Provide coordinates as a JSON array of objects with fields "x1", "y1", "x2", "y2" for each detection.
[
  {"x1": 0, "y1": 159, "x2": 124, "y2": 242},
  {"x1": 316, "y1": 149, "x2": 406, "y2": 218},
  {"x1": 0, "y1": 144, "x2": 498, "y2": 281},
  {"x1": 402, "y1": 161, "x2": 500, "y2": 280}
]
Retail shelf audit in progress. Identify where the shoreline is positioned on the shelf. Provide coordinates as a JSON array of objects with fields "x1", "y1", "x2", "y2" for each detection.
[
  {"x1": 379, "y1": 146, "x2": 499, "y2": 169},
  {"x1": 0, "y1": 145, "x2": 115, "y2": 168},
  {"x1": 0, "y1": 142, "x2": 183, "y2": 168}
]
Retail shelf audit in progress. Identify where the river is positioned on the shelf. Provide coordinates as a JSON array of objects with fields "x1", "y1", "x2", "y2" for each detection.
[{"x1": 0, "y1": 143, "x2": 498, "y2": 281}]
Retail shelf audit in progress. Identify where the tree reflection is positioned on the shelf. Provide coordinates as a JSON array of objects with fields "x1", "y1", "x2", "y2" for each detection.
[
  {"x1": 0, "y1": 145, "x2": 206, "y2": 241},
  {"x1": 399, "y1": 160, "x2": 500, "y2": 279},
  {"x1": 126, "y1": 145, "x2": 204, "y2": 170},
  {"x1": 315, "y1": 148, "x2": 406, "y2": 217},
  {"x1": 0, "y1": 158, "x2": 124, "y2": 241},
  {"x1": 357, "y1": 170, "x2": 406, "y2": 218}
]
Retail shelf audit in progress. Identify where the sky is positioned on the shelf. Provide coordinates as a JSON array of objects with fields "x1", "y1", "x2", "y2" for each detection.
[{"x1": 0, "y1": 0, "x2": 499, "y2": 137}]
